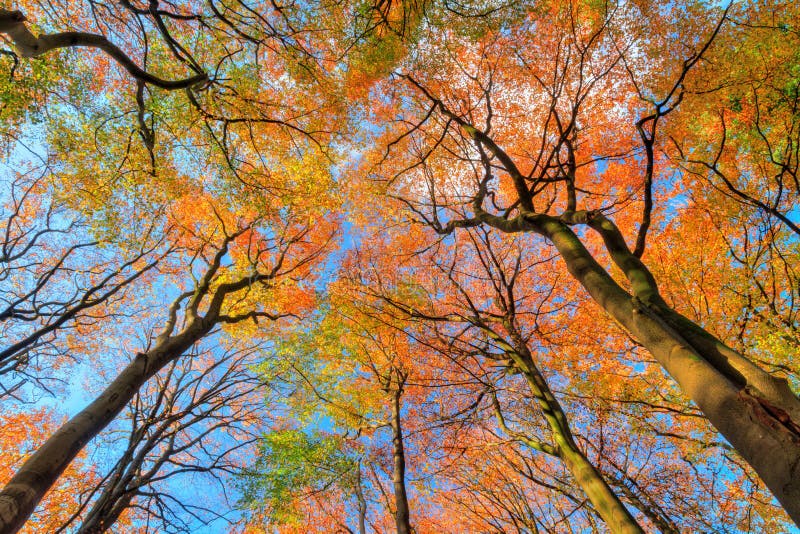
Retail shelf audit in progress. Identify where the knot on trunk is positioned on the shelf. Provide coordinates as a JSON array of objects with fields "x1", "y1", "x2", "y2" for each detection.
[{"x1": 740, "y1": 387, "x2": 800, "y2": 443}]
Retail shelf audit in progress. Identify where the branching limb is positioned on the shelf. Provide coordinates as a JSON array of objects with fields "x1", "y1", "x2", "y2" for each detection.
[{"x1": 0, "y1": 8, "x2": 207, "y2": 89}]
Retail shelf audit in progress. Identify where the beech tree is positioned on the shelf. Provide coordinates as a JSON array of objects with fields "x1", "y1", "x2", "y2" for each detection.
[
  {"x1": 0, "y1": 206, "x2": 332, "y2": 531},
  {"x1": 57, "y1": 343, "x2": 269, "y2": 533},
  {"x1": 240, "y1": 300, "x2": 423, "y2": 533},
  {"x1": 379, "y1": 229, "x2": 644, "y2": 533},
  {"x1": 361, "y1": 0, "x2": 800, "y2": 522},
  {"x1": 0, "y1": 0, "x2": 342, "y2": 530},
  {"x1": 334, "y1": 218, "x2": 788, "y2": 531}
]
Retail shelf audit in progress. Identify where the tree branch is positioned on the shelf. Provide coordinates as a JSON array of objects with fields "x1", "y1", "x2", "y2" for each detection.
[{"x1": 0, "y1": 8, "x2": 207, "y2": 90}]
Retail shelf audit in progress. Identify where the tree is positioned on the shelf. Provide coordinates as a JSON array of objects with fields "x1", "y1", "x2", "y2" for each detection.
[
  {"x1": 363, "y1": 0, "x2": 800, "y2": 520},
  {"x1": 57, "y1": 343, "x2": 269, "y2": 533},
  {"x1": 335, "y1": 235, "x2": 642, "y2": 531},
  {"x1": 240, "y1": 300, "x2": 421, "y2": 534},
  {"x1": 0, "y1": 1, "x2": 344, "y2": 531},
  {"x1": 361, "y1": 208, "x2": 795, "y2": 529},
  {"x1": 395, "y1": 228, "x2": 642, "y2": 532},
  {"x1": 0, "y1": 204, "x2": 334, "y2": 532}
]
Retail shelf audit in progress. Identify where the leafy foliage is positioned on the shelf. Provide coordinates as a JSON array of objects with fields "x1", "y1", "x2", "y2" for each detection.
[{"x1": 1, "y1": 0, "x2": 799, "y2": 532}]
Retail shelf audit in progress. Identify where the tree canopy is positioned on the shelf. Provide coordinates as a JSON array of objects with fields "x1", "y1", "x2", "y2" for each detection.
[{"x1": 1, "y1": 1, "x2": 799, "y2": 532}]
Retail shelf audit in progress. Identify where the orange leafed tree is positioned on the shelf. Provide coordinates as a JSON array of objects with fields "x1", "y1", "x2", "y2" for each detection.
[{"x1": 355, "y1": 0, "x2": 800, "y2": 523}]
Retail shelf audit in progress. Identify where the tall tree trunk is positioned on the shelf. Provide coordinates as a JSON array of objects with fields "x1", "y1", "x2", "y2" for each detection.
[
  {"x1": 0, "y1": 319, "x2": 211, "y2": 534},
  {"x1": 416, "y1": 72, "x2": 800, "y2": 522},
  {"x1": 557, "y1": 448, "x2": 642, "y2": 534},
  {"x1": 532, "y1": 214, "x2": 800, "y2": 524},
  {"x1": 390, "y1": 373, "x2": 412, "y2": 534},
  {"x1": 496, "y1": 332, "x2": 644, "y2": 534}
]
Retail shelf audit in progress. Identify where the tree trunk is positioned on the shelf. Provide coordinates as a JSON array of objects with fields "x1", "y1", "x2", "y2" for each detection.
[
  {"x1": 558, "y1": 448, "x2": 643, "y2": 534},
  {"x1": 503, "y1": 339, "x2": 643, "y2": 534},
  {"x1": 0, "y1": 319, "x2": 210, "y2": 534},
  {"x1": 354, "y1": 461, "x2": 367, "y2": 534},
  {"x1": 390, "y1": 378, "x2": 412, "y2": 534},
  {"x1": 76, "y1": 493, "x2": 131, "y2": 534},
  {"x1": 536, "y1": 216, "x2": 800, "y2": 524}
]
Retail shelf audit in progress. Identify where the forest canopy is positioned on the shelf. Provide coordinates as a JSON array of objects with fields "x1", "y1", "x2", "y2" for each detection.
[{"x1": 1, "y1": 0, "x2": 800, "y2": 532}]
